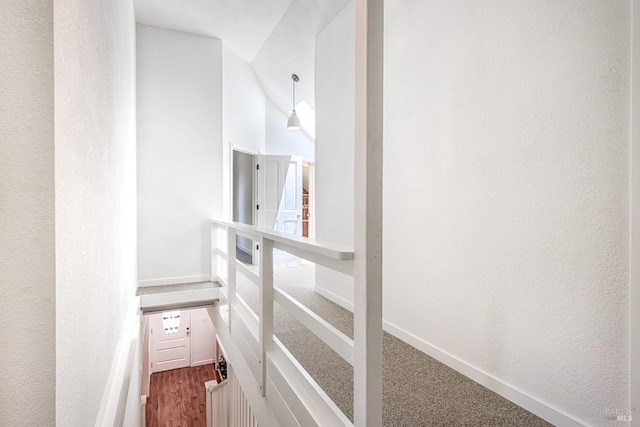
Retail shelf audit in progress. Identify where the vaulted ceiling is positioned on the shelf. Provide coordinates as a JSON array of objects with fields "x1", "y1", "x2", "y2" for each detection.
[{"x1": 134, "y1": 0, "x2": 350, "y2": 117}]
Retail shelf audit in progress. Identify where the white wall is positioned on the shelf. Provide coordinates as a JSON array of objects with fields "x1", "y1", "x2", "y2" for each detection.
[
  {"x1": 316, "y1": 1, "x2": 632, "y2": 426},
  {"x1": 265, "y1": 97, "x2": 315, "y2": 162},
  {"x1": 222, "y1": 46, "x2": 265, "y2": 222},
  {"x1": 137, "y1": 25, "x2": 223, "y2": 285},
  {"x1": 54, "y1": 0, "x2": 138, "y2": 425},
  {"x1": 223, "y1": 46, "x2": 266, "y2": 154},
  {"x1": 314, "y1": 2, "x2": 355, "y2": 307},
  {"x1": 191, "y1": 308, "x2": 217, "y2": 365},
  {"x1": 0, "y1": 2, "x2": 55, "y2": 426}
]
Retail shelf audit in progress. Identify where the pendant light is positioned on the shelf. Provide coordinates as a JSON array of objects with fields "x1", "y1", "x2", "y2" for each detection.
[{"x1": 287, "y1": 74, "x2": 301, "y2": 131}]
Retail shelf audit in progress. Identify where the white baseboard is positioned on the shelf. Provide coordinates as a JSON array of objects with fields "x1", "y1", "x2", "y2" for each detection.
[
  {"x1": 313, "y1": 285, "x2": 354, "y2": 311},
  {"x1": 138, "y1": 275, "x2": 211, "y2": 287},
  {"x1": 191, "y1": 359, "x2": 215, "y2": 367},
  {"x1": 95, "y1": 298, "x2": 141, "y2": 427},
  {"x1": 382, "y1": 321, "x2": 585, "y2": 427},
  {"x1": 237, "y1": 245, "x2": 252, "y2": 256},
  {"x1": 312, "y1": 285, "x2": 585, "y2": 427}
]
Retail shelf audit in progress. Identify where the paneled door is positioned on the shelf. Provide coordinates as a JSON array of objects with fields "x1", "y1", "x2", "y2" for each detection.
[
  {"x1": 256, "y1": 154, "x2": 303, "y2": 235},
  {"x1": 149, "y1": 310, "x2": 191, "y2": 373}
]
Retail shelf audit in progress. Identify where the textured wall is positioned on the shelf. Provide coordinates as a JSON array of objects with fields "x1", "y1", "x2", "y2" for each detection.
[
  {"x1": 315, "y1": 0, "x2": 631, "y2": 425},
  {"x1": 223, "y1": 46, "x2": 266, "y2": 154},
  {"x1": 314, "y1": 2, "x2": 355, "y2": 307},
  {"x1": 54, "y1": 0, "x2": 138, "y2": 425},
  {"x1": 0, "y1": 1, "x2": 55, "y2": 425},
  {"x1": 222, "y1": 46, "x2": 265, "y2": 222},
  {"x1": 137, "y1": 25, "x2": 223, "y2": 284},
  {"x1": 383, "y1": 1, "x2": 630, "y2": 425}
]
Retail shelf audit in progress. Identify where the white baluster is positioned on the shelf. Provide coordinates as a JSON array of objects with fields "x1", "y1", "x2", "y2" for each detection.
[{"x1": 259, "y1": 237, "x2": 274, "y2": 397}]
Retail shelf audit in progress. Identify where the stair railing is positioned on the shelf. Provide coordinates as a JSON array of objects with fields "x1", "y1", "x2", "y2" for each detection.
[{"x1": 209, "y1": 219, "x2": 356, "y2": 426}]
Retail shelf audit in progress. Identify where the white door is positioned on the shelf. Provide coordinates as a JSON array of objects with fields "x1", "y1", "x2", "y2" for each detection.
[
  {"x1": 257, "y1": 154, "x2": 303, "y2": 235},
  {"x1": 149, "y1": 310, "x2": 191, "y2": 373},
  {"x1": 190, "y1": 308, "x2": 216, "y2": 366}
]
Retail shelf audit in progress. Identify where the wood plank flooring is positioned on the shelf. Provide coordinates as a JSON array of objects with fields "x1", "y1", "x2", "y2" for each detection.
[{"x1": 145, "y1": 364, "x2": 220, "y2": 427}]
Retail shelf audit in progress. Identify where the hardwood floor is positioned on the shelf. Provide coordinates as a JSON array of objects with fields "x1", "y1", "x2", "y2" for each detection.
[{"x1": 145, "y1": 364, "x2": 220, "y2": 427}]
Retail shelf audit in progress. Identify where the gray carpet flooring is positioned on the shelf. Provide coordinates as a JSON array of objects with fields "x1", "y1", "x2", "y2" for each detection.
[
  {"x1": 137, "y1": 280, "x2": 218, "y2": 295},
  {"x1": 235, "y1": 253, "x2": 552, "y2": 427}
]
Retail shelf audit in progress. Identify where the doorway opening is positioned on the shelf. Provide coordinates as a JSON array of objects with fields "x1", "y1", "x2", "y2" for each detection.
[
  {"x1": 141, "y1": 307, "x2": 226, "y2": 426},
  {"x1": 232, "y1": 149, "x2": 257, "y2": 264},
  {"x1": 231, "y1": 146, "x2": 315, "y2": 266}
]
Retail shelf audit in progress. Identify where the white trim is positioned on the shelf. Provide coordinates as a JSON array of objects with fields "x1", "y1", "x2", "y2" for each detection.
[
  {"x1": 211, "y1": 219, "x2": 354, "y2": 261},
  {"x1": 231, "y1": 143, "x2": 260, "y2": 157},
  {"x1": 230, "y1": 143, "x2": 260, "y2": 264},
  {"x1": 95, "y1": 299, "x2": 141, "y2": 427},
  {"x1": 140, "y1": 395, "x2": 147, "y2": 427},
  {"x1": 140, "y1": 288, "x2": 219, "y2": 312},
  {"x1": 137, "y1": 275, "x2": 212, "y2": 287},
  {"x1": 381, "y1": 321, "x2": 585, "y2": 427},
  {"x1": 191, "y1": 358, "x2": 215, "y2": 367},
  {"x1": 313, "y1": 286, "x2": 585, "y2": 427},
  {"x1": 314, "y1": 285, "x2": 354, "y2": 312},
  {"x1": 631, "y1": 2, "x2": 640, "y2": 425}
]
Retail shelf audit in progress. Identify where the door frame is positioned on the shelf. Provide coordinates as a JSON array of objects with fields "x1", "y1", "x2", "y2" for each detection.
[
  {"x1": 149, "y1": 310, "x2": 192, "y2": 374},
  {"x1": 304, "y1": 162, "x2": 316, "y2": 239},
  {"x1": 229, "y1": 143, "x2": 259, "y2": 263}
]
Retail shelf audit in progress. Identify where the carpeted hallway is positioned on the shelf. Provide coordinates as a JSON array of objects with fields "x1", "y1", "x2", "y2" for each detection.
[{"x1": 235, "y1": 252, "x2": 552, "y2": 426}]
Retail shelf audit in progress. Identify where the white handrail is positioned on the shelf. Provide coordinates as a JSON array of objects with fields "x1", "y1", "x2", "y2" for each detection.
[
  {"x1": 210, "y1": 219, "x2": 354, "y2": 261},
  {"x1": 209, "y1": 219, "x2": 356, "y2": 427}
]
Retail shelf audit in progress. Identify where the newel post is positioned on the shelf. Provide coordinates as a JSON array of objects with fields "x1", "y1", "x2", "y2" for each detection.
[{"x1": 354, "y1": 0, "x2": 384, "y2": 426}]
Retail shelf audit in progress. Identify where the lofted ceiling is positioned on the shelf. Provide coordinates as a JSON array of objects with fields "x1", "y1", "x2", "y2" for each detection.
[
  {"x1": 134, "y1": 0, "x2": 293, "y2": 63},
  {"x1": 134, "y1": 0, "x2": 350, "y2": 120}
]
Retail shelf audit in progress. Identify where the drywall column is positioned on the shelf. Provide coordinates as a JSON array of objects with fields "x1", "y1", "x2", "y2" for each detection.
[
  {"x1": 353, "y1": 0, "x2": 383, "y2": 426},
  {"x1": 0, "y1": 2, "x2": 55, "y2": 426},
  {"x1": 55, "y1": 0, "x2": 138, "y2": 424},
  {"x1": 315, "y1": 2, "x2": 356, "y2": 309},
  {"x1": 137, "y1": 25, "x2": 223, "y2": 286}
]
